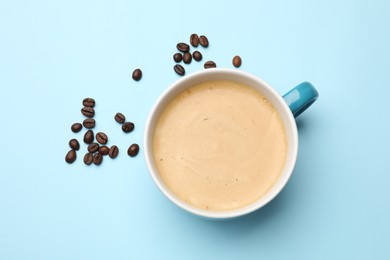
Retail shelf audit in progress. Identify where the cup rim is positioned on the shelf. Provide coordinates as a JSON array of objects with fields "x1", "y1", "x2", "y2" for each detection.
[{"x1": 144, "y1": 68, "x2": 298, "y2": 219}]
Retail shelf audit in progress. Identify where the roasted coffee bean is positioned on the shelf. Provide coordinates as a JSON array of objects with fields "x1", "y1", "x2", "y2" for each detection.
[
  {"x1": 204, "y1": 60, "x2": 216, "y2": 69},
  {"x1": 122, "y1": 122, "x2": 134, "y2": 133},
  {"x1": 183, "y1": 52, "x2": 192, "y2": 64},
  {"x1": 232, "y1": 55, "x2": 242, "y2": 67},
  {"x1": 109, "y1": 145, "x2": 119, "y2": 158},
  {"x1": 190, "y1": 33, "x2": 199, "y2": 47},
  {"x1": 98, "y1": 146, "x2": 109, "y2": 155},
  {"x1": 81, "y1": 106, "x2": 95, "y2": 118},
  {"x1": 96, "y1": 132, "x2": 108, "y2": 144},
  {"x1": 199, "y1": 35, "x2": 209, "y2": 47},
  {"x1": 193, "y1": 51, "x2": 202, "y2": 61},
  {"x1": 83, "y1": 130, "x2": 94, "y2": 144},
  {"x1": 88, "y1": 142, "x2": 99, "y2": 153},
  {"x1": 83, "y1": 118, "x2": 95, "y2": 129},
  {"x1": 69, "y1": 138, "x2": 80, "y2": 151},
  {"x1": 173, "y1": 53, "x2": 183, "y2": 63},
  {"x1": 132, "y1": 68, "x2": 142, "y2": 81},
  {"x1": 71, "y1": 123, "x2": 82, "y2": 133},
  {"x1": 174, "y1": 64, "x2": 185, "y2": 76},
  {"x1": 83, "y1": 98, "x2": 95, "y2": 107},
  {"x1": 114, "y1": 112, "x2": 125, "y2": 124},
  {"x1": 83, "y1": 153, "x2": 93, "y2": 165},
  {"x1": 176, "y1": 42, "x2": 190, "y2": 52},
  {"x1": 93, "y1": 153, "x2": 103, "y2": 165},
  {"x1": 127, "y1": 143, "x2": 139, "y2": 157},
  {"x1": 65, "y1": 150, "x2": 76, "y2": 164}
]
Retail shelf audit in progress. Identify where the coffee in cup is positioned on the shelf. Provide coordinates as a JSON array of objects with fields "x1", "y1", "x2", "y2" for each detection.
[{"x1": 152, "y1": 79, "x2": 287, "y2": 211}]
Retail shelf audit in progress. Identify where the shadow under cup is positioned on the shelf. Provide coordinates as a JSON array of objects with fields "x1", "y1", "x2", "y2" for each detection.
[{"x1": 144, "y1": 69, "x2": 299, "y2": 219}]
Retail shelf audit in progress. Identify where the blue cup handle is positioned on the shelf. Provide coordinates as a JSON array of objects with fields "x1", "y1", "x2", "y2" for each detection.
[{"x1": 282, "y1": 82, "x2": 319, "y2": 118}]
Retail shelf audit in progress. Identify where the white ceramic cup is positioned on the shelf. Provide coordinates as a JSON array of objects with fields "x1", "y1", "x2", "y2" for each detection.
[{"x1": 144, "y1": 68, "x2": 318, "y2": 219}]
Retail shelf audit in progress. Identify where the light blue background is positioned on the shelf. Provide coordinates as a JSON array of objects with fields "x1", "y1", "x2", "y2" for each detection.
[{"x1": 1, "y1": 0, "x2": 389, "y2": 259}]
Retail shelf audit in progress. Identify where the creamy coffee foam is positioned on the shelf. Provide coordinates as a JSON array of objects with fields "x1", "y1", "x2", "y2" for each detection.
[{"x1": 153, "y1": 80, "x2": 287, "y2": 211}]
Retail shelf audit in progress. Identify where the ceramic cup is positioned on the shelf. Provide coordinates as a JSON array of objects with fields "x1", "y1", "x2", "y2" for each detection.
[{"x1": 144, "y1": 68, "x2": 318, "y2": 219}]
